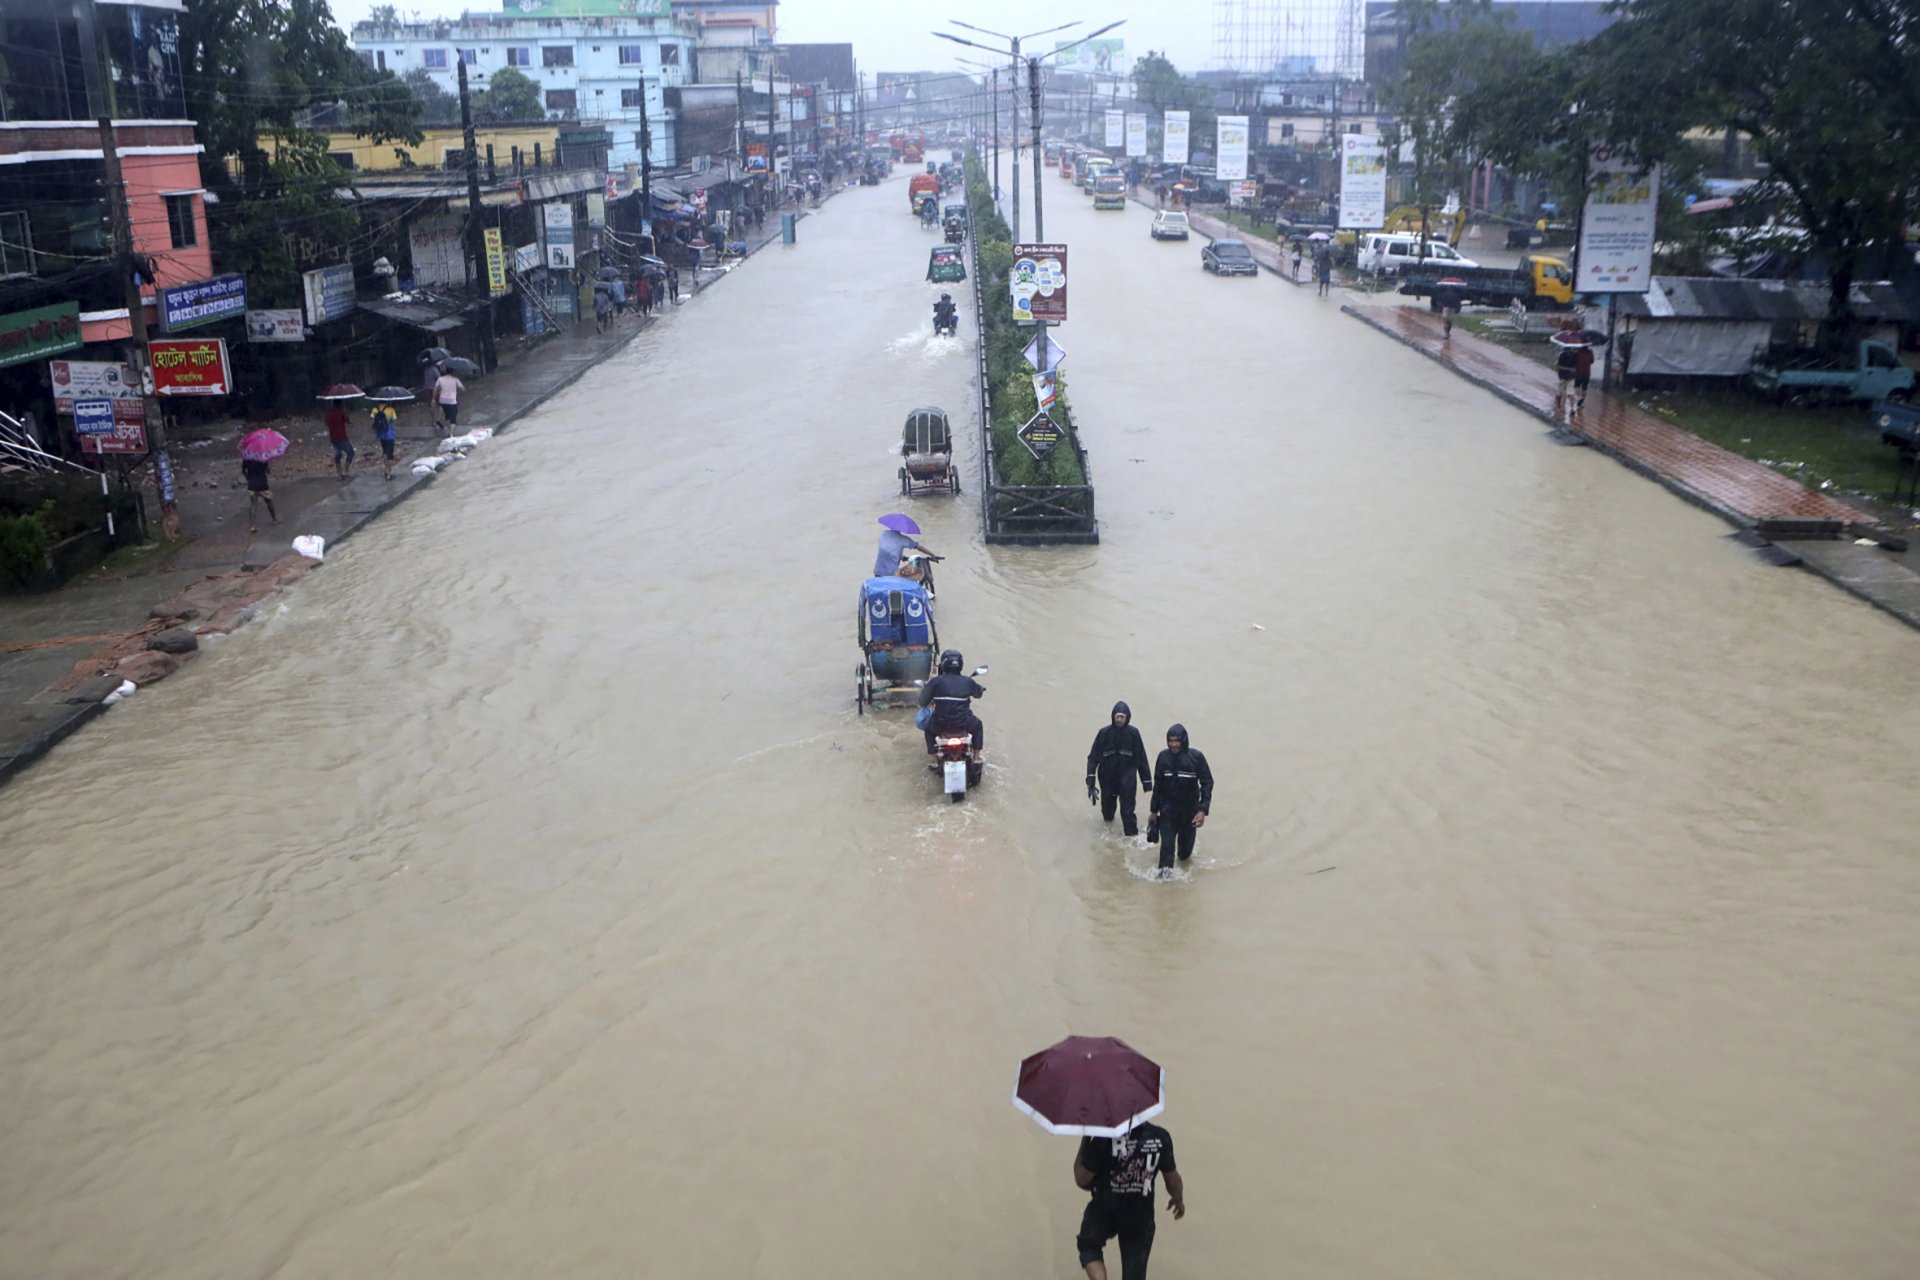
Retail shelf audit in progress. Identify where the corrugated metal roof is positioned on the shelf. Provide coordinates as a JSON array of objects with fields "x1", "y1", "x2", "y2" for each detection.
[{"x1": 1614, "y1": 276, "x2": 1908, "y2": 322}]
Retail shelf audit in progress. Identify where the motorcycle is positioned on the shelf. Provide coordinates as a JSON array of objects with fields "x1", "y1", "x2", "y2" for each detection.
[
  {"x1": 925, "y1": 665, "x2": 988, "y2": 802},
  {"x1": 933, "y1": 307, "x2": 958, "y2": 337}
]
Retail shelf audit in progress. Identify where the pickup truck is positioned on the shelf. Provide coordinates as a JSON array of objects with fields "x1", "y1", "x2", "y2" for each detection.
[
  {"x1": 1399, "y1": 255, "x2": 1575, "y2": 310},
  {"x1": 1750, "y1": 339, "x2": 1916, "y2": 405}
]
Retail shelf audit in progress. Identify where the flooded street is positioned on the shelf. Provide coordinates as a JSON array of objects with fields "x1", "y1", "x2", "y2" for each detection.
[{"x1": 4, "y1": 172, "x2": 1920, "y2": 1279}]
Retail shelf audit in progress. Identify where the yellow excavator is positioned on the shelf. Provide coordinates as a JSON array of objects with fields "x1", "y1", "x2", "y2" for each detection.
[{"x1": 1381, "y1": 203, "x2": 1467, "y2": 246}]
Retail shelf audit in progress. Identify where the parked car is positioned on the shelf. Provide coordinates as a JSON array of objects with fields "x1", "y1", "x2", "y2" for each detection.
[
  {"x1": 1150, "y1": 210, "x2": 1190, "y2": 240},
  {"x1": 1355, "y1": 233, "x2": 1480, "y2": 276},
  {"x1": 1203, "y1": 238, "x2": 1259, "y2": 276},
  {"x1": 1751, "y1": 339, "x2": 1916, "y2": 405}
]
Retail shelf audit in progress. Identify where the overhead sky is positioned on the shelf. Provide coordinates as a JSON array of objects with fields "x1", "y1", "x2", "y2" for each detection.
[{"x1": 328, "y1": 0, "x2": 1214, "y2": 78}]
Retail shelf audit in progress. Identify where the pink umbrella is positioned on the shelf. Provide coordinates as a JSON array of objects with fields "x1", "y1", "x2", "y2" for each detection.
[{"x1": 238, "y1": 429, "x2": 290, "y2": 462}]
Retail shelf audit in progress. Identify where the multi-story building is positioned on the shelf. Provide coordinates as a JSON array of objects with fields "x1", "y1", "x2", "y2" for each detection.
[
  {"x1": 350, "y1": 2, "x2": 701, "y2": 170},
  {"x1": 0, "y1": 0, "x2": 212, "y2": 453}
]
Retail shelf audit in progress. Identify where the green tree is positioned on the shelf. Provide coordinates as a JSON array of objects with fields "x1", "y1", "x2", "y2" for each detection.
[
  {"x1": 1128, "y1": 51, "x2": 1215, "y2": 156},
  {"x1": 475, "y1": 67, "x2": 542, "y2": 122},
  {"x1": 403, "y1": 67, "x2": 460, "y2": 127}
]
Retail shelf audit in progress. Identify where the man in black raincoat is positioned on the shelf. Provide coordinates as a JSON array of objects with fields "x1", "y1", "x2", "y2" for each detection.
[
  {"x1": 1086, "y1": 701, "x2": 1152, "y2": 837},
  {"x1": 1148, "y1": 724, "x2": 1214, "y2": 874}
]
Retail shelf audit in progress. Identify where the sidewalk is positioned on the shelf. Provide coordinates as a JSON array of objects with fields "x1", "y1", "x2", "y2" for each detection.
[
  {"x1": 0, "y1": 212, "x2": 799, "y2": 787},
  {"x1": 1345, "y1": 303, "x2": 1920, "y2": 631}
]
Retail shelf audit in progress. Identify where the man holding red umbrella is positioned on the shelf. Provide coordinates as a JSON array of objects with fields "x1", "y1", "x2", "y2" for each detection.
[{"x1": 1073, "y1": 1124, "x2": 1185, "y2": 1280}]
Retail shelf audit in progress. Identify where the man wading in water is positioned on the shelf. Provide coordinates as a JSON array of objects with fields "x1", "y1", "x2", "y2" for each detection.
[{"x1": 1073, "y1": 1123, "x2": 1185, "y2": 1280}]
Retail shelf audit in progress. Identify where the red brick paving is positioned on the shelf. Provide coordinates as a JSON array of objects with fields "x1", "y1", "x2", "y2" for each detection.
[{"x1": 1356, "y1": 305, "x2": 1877, "y2": 527}]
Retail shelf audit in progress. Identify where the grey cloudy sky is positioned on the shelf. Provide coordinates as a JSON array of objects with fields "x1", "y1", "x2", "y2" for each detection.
[{"x1": 327, "y1": 0, "x2": 1214, "y2": 79}]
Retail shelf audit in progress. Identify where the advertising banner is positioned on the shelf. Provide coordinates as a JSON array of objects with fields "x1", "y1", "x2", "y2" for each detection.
[
  {"x1": 1010, "y1": 243, "x2": 1068, "y2": 324},
  {"x1": 77, "y1": 400, "x2": 147, "y2": 455},
  {"x1": 49, "y1": 359, "x2": 138, "y2": 410},
  {"x1": 1017, "y1": 410, "x2": 1064, "y2": 458},
  {"x1": 1053, "y1": 37, "x2": 1124, "y2": 73},
  {"x1": 1125, "y1": 113, "x2": 1147, "y2": 158},
  {"x1": 148, "y1": 337, "x2": 233, "y2": 397},
  {"x1": 586, "y1": 193, "x2": 606, "y2": 228},
  {"x1": 1216, "y1": 115, "x2": 1250, "y2": 181},
  {"x1": 245, "y1": 310, "x2": 306, "y2": 343},
  {"x1": 1031, "y1": 370, "x2": 1058, "y2": 413},
  {"x1": 1577, "y1": 147, "x2": 1659, "y2": 293},
  {"x1": 0, "y1": 302, "x2": 82, "y2": 369},
  {"x1": 1104, "y1": 110, "x2": 1124, "y2": 149},
  {"x1": 514, "y1": 242, "x2": 540, "y2": 273},
  {"x1": 544, "y1": 203, "x2": 576, "y2": 270},
  {"x1": 1338, "y1": 134, "x2": 1388, "y2": 229},
  {"x1": 1163, "y1": 110, "x2": 1190, "y2": 165},
  {"x1": 1231, "y1": 180, "x2": 1258, "y2": 203},
  {"x1": 301, "y1": 263, "x2": 356, "y2": 326},
  {"x1": 746, "y1": 142, "x2": 769, "y2": 174},
  {"x1": 156, "y1": 274, "x2": 246, "y2": 334},
  {"x1": 482, "y1": 228, "x2": 510, "y2": 296}
]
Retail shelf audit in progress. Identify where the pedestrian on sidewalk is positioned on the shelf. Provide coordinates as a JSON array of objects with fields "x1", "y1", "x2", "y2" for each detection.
[
  {"x1": 667, "y1": 267, "x2": 680, "y2": 304},
  {"x1": 594, "y1": 288, "x2": 613, "y2": 333},
  {"x1": 1573, "y1": 344, "x2": 1594, "y2": 411},
  {"x1": 636, "y1": 275, "x2": 653, "y2": 316},
  {"x1": 325, "y1": 403, "x2": 354, "y2": 480},
  {"x1": 1147, "y1": 724, "x2": 1213, "y2": 877},
  {"x1": 368, "y1": 402, "x2": 398, "y2": 480},
  {"x1": 1086, "y1": 701, "x2": 1152, "y2": 838},
  {"x1": 432, "y1": 369, "x2": 464, "y2": 432},
  {"x1": 1553, "y1": 342, "x2": 1579, "y2": 417},
  {"x1": 1291, "y1": 240, "x2": 1304, "y2": 282},
  {"x1": 1313, "y1": 243, "x2": 1333, "y2": 297},
  {"x1": 243, "y1": 456, "x2": 278, "y2": 534},
  {"x1": 1073, "y1": 1124, "x2": 1184, "y2": 1280}
]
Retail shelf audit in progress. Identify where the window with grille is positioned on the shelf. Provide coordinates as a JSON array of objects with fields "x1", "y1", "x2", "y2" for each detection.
[
  {"x1": 621, "y1": 88, "x2": 642, "y2": 108},
  {"x1": 661, "y1": 45, "x2": 679, "y2": 66},
  {"x1": 507, "y1": 47, "x2": 530, "y2": 66},
  {"x1": 619, "y1": 45, "x2": 644, "y2": 64},
  {"x1": 423, "y1": 48, "x2": 448, "y2": 69},
  {"x1": 166, "y1": 195, "x2": 197, "y2": 249},
  {"x1": 542, "y1": 46, "x2": 573, "y2": 67},
  {"x1": 546, "y1": 89, "x2": 577, "y2": 112},
  {"x1": 0, "y1": 212, "x2": 34, "y2": 276}
]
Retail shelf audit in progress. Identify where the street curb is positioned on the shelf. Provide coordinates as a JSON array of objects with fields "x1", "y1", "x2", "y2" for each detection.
[{"x1": 1340, "y1": 303, "x2": 1920, "y2": 635}]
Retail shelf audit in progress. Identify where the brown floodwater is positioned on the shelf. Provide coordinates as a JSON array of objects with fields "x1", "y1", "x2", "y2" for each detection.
[{"x1": 3, "y1": 171, "x2": 1918, "y2": 1280}]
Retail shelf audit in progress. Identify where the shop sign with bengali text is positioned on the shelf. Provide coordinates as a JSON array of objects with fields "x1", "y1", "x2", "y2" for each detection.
[
  {"x1": 1010, "y1": 243, "x2": 1068, "y2": 324},
  {"x1": 49, "y1": 359, "x2": 138, "y2": 411},
  {"x1": 76, "y1": 398, "x2": 148, "y2": 455},
  {"x1": 0, "y1": 301, "x2": 82, "y2": 369},
  {"x1": 1162, "y1": 110, "x2": 1190, "y2": 165},
  {"x1": 302, "y1": 263, "x2": 356, "y2": 325},
  {"x1": 245, "y1": 310, "x2": 306, "y2": 343},
  {"x1": 514, "y1": 242, "x2": 541, "y2": 273},
  {"x1": 1577, "y1": 147, "x2": 1660, "y2": 293},
  {"x1": 156, "y1": 273, "x2": 247, "y2": 333},
  {"x1": 1017, "y1": 409, "x2": 1064, "y2": 458},
  {"x1": 483, "y1": 228, "x2": 510, "y2": 296},
  {"x1": 148, "y1": 337, "x2": 233, "y2": 397},
  {"x1": 1216, "y1": 115, "x2": 1250, "y2": 181}
]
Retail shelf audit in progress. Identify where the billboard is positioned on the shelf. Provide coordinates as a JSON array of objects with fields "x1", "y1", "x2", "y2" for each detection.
[
  {"x1": 156, "y1": 274, "x2": 247, "y2": 334},
  {"x1": 246, "y1": 310, "x2": 306, "y2": 343},
  {"x1": 1216, "y1": 115, "x2": 1250, "y2": 181},
  {"x1": 76, "y1": 399, "x2": 148, "y2": 455},
  {"x1": 483, "y1": 229, "x2": 510, "y2": 296},
  {"x1": 1163, "y1": 110, "x2": 1190, "y2": 165},
  {"x1": 1010, "y1": 243, "x2": 1068, "y2": 324},
  {"x1": 746, "y1": 142, "x2": 769, "y2": 173},
  {"x1": 148, "y1": 338, "x2": 233, "y2": 397},
  {"x1": 1053, "y1": 38, "x2": 1124, "y2": 74},
  {"x1": 1125, "y1": 114, "x2": 1147, "y2": 158},
  {"x1": 544, "y1": 203, "x2": 575, "y2": 270},
  {"x1": 1577, "y1": 146, "x2": 1659, "y2": 293},
  {"x1": 49, "y1": 360, "x2": 138, "y2": 411},
  {"x1": 1104, "y1": 110, "x2": 1124, "y2": 149},
  {"x1": 1338, "y1": 134, "x2": 1388, "y2": 229}
]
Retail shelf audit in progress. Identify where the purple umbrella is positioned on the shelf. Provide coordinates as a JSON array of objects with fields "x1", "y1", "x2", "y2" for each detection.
[
  {"x1": 1012, "y1": 1035, "x2": 1165, "y2": 1138},
  {"x1": 879, "y1": 513, "x2": 921, "y2": 535}
]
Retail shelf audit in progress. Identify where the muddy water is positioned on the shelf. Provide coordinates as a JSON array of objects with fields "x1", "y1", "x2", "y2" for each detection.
[{"x1": 3, "y1": 173, "x2": 1919, "y2": 1280}]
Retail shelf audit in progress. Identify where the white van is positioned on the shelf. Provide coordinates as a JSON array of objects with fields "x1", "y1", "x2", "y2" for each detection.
[{"x1": 1356, "y1": 234, "x2": 1479, "y2": 275}]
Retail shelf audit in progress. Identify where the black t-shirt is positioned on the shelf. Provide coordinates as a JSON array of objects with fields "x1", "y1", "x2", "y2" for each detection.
[
  {"x1": 919, "y1": 673, "x2": 984, "y2": 730},
  {"x1": 242, "y1": 459, "x2": 271, "y2": 491},
  {"x1": 1081, "y1": 1124, "x2": 1176, "y2": 1206},
  {"x1": 1556, "y1": 345, "x2": 1579, "y2": 372}
]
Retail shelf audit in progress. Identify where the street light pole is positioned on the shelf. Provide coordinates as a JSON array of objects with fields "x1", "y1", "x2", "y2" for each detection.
[{"x1": 1030, "y1": 55, "x2": 1045, "y2": 240}]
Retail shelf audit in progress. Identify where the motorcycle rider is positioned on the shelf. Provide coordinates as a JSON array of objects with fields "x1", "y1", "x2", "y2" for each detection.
[
  {"x1": 933, "y1": 292, "x2": 958, "y2": 334},
  {"x1": 1086, "y1": 702, "x2": 1152, "y2": 837},
  {"x1": 919, "y1": 650, "x2": 985, "y2": 760},
  {"x1": 1147, "y1": 724, "x2": 1213, "y2": 876}
]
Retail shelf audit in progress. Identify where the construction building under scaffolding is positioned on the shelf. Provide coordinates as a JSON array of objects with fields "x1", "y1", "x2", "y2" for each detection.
[{"x1": 1212, "y1": 0, "x2": 1365, "y2": 77}]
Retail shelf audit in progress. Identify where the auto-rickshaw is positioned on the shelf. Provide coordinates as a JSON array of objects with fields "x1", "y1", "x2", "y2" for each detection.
[{"x1": 927, "y1": 244, "x2": 966, "y2": 283}]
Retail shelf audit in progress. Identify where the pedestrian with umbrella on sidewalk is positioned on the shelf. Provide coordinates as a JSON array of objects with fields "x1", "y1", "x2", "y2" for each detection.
[
  {"x1": 237, "y1": 428, "x2": 289, "y2": 533},
  {"x1": 365, "y1": 387, "x2": 414, "y2": 479},
  {"x1": 1014, "y1": 1035, "x2": 1186, "y2": 1280},
  {"x1": 318, "y1": 384, "x2": 365, "y2": 480}
]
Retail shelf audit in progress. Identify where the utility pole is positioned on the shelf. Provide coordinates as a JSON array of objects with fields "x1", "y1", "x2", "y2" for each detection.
[
  {"x1": 98, "y1": 117, "x2": 176, "y2": 539},
  {"x1": 1029, "y1": 57, "x2": 1046, "y2": 239},
  {"x1": 1009, "y1": 52, "x2": 1021, "y2": 240},
  {"x1": 768, "y1": 70, "x2": 778, "y2": 192},
  {"x1": 991, "y1": 68, "x2": 999, "y2": 207},
  {"x1": 458, "y1": 60, "x2": 498, "y2": 371},
  {"x1": 735, "y1": 69, "x2": 745, "y2": 231},
  {"x1": 638, "y1": 76, "x2": 655, "y2": 254}
]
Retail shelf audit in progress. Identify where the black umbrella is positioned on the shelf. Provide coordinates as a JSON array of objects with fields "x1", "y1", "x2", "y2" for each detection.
[
  {"x1": 365, "y1": 385, "x2": 416, "y2": 403},
  {"x1": 439, "y1": 356, "x2": 481, "y2": 378},
  {"x1": 417, "y1": 346, "x2": 452, "y2": 368},
  {"x1": 596, "y1": 266, "x2": 625, "y2": 282}
]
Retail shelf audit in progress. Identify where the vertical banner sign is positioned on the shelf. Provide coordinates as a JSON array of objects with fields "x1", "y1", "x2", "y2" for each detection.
[
  {"x1": 1216, "y1": 115, "x2": 1250, "y2": 181},
  {"x1": 482, "y1": 228, "x2": 510, "y2": 296},
  {"x1": 1125, "y1": 113, "x2": 1147, "y2": 158},
  {"x1": 1577, "y1": 147, "x2": 1659, "y2": 293},
  {"x1": 544, "y1": 203, "x2": 575, "y2": 270},
  {"x1": 1031, "y1": 370, "x2": 1058, "y2": 412},
  {"x1": 1010, "y1": 243, "x2": 1068, "y2": 323},
  {"x1": 1104, "y1": 110, "x2": 1124, "y2": 149},
  {"x1": 1162, "y1": 110, "x2": 1190, "y2": 165},
  {"x1": 1338, "y1": 134, "x2": 1388, "y2": 229}
]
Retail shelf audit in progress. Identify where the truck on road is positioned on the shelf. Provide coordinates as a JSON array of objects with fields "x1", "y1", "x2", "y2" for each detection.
[
  {"x1": 1750, "y1": 339, "x2": 1916, "y2": 405},
  {"x1": 1399, "y1": 255, "x2": 1575, "y2": 310}
]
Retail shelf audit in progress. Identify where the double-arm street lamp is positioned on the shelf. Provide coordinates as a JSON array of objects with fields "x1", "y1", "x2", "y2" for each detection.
[
  {"x1": 933, "y1": 19, "x2": 1083, "y2": 242},
  {"x1": 1020, "y1": 20, "x2": 1125, "y2": 240}
]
